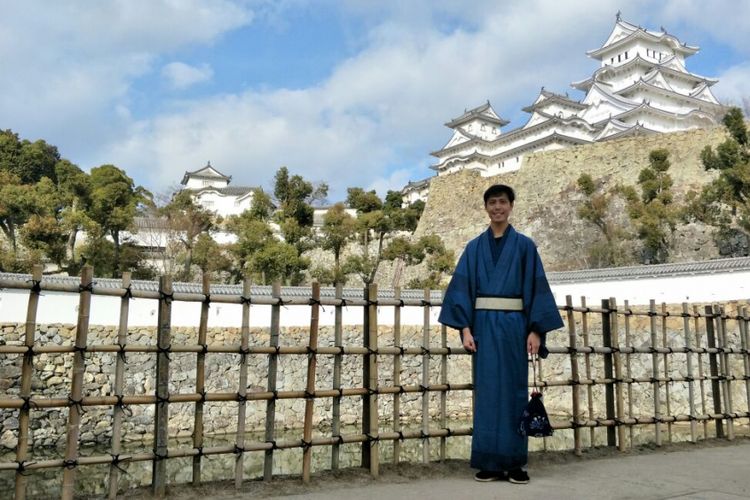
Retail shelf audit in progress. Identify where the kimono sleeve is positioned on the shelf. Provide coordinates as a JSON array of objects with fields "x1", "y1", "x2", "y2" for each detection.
[
  {"x1": 438, "y1": 245, "x2": 475, "y2": 332},
  {"x1": 524, "y1": 244, "x2": 564, "y2": 358}
]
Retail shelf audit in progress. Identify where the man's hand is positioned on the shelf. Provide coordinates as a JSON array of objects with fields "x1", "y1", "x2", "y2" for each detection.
[
  {"x1": 462, "y1": 327, "x2": 476, "y2": 353},
  {"x1": 527, "y1": 331, "x2": 541, "y2": 355}
]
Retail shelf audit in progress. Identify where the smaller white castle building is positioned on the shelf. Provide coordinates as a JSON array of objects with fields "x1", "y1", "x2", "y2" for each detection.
[
  {"x1": 181, "y1": 162, "x2": 256, "y2": 217},
  {"x1": 427, "y1": 14, "x2": 727, "y2": 183}
]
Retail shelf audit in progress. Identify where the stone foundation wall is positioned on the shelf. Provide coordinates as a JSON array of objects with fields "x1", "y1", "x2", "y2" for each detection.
[
  {"x1": 411, "y1": 126, "x2": 731, "y2": 278},
  {"x1": 1, "y1": 311, "x2": 748, "y2": 450}
]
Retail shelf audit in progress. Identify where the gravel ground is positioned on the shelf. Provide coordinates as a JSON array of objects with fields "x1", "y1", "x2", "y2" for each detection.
[{"x1": 119, "y1": 435, "x2": 750, "y2": 499}]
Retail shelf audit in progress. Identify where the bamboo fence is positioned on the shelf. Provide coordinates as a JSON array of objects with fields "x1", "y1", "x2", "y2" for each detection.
[{"x1": 0, "y1": 266, "x2": 749, "y2": 499}]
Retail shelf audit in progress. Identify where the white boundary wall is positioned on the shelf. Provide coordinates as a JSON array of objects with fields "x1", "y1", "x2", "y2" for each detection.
[{"x1": 1, "y1": 268, "x2": 749, "y2": 327}]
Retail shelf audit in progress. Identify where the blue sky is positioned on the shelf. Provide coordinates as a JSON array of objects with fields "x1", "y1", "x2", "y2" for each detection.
[{"x1": 1, "y1": 0, "x2": 749, "y2": 202}]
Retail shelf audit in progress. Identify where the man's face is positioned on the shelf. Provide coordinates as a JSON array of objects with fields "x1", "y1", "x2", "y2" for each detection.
[{"x1": 485, "y1": 194, "x2": 513, "y2": 224}]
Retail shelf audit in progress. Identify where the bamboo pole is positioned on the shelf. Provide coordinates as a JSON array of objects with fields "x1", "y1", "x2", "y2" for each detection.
[
  {"x1": 61, "y1": 265, "x2": 93, "y2": 500},
  {"x1": 263, "y1": 282, "x2": 282, "y2": 481},
  {"x1": 192, "y1": 273, "x2": 211, "y2": 485},
  {"x1": 14, "y1": 264, "x2": 42, "y2": 500},
  {"x1": 649, "y1": 299, "x2": 662, "y2": 447},
  {"x1": 152, "y1": 275, "x2": 172, "y2": 497},
  {"x1": 302, "y1": 282, "x2": 320, "y2": 483},
  {"x1": 392, "y1": 287, "x2": 402, "y2": 464},
  {"x1": 580, "y1": 296, "x2": 595, "y2": 447},
  {"x1": 108, "y1": 272, "x2": 131, "y2": 499},
  {"x1": 367, "y1": 283, "x2": 379, "y2": 477},
  {"x1": 566, "y1": 296, "x2": 581, "y2": 455},
  {"x1": 705, "y1": 305, "x2": 724, "y2": 438},
  {"x1": 440, "y1": 293, "x2": 448, "y2": 462},
  {"x1": 421, "y1": 288, "x2": 431, "y2": 463},
  {"x1": 601, "y1": 299, "x2": 615, "y2": 448},
  {"x1": 741, "y1": 307, "x2": 750, "y2": 428},
  {"x1": 717, "y1": 305, "x2": 734, "y2": 440},
  {"x1": 624, "y1": 300, "x2": 634, "y2": 448},
  {"x1": 331, "y1": 283, "x2": 343, "y2": 470},
  {"x1": 609, "y1": 298, "x2": 625, "y2": 451},
  {"x1": 694, "y1": 305, "x2": 708, "y2": 439},
  {"x1": 661, "y1": 303, "x2": 672, "y2": 443},
  {"x1": 682, "y1": 303, "x2": 697, "y2": 443},
  {"x1": 234, "y1": 277, "x2": 252, "y2": 488}
]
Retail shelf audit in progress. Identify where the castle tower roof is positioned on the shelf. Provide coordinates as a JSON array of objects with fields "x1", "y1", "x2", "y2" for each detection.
[
  {"x1": 181, "y1": 161, "x2": 232, "y2": 185},
  {"x1": 587, "y1": 16, "x2": 699, "y2": 61},
  {"x1": 444, "y1": 101, "x2": 509, "y2": 128}
]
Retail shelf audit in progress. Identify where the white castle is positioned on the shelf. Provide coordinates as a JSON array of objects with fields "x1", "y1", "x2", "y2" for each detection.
[{"x1": 403, "y1": 15, "x2": 726, "y2": 200}]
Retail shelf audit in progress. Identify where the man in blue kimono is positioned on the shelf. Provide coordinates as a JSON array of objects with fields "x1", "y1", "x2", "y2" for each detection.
[{"x1": 438, "y1": 184, "x2": 563, "y2": 484}]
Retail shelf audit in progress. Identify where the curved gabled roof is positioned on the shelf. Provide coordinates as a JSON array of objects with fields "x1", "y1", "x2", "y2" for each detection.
[
  {"x1": 616, "y1": 79, "x2": 725, "y2": 110},
  {"x1": 444, "y1": 101, "x2": 509, "y2": 128},
  {"x1": 522, "y1": 89, "x2": 587, "y2": 113},
  {"x1": 588, "y1": 18, "x2": 698, "y2": 60},
  {"x1": 181, "y1": 161, "x2": 232, "y2": 185}
]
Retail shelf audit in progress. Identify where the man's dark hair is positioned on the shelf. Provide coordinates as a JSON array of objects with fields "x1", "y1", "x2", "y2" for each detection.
[{"x1": 483, "y1": 184, "x2": 515, "y2": 205}]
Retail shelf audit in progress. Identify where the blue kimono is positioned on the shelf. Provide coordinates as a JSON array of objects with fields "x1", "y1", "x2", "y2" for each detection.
[{"x1": 438, "y1": 225, "x2": 563, "y2": 471}]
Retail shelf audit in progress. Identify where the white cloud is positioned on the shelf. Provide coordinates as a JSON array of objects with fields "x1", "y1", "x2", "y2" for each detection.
[
  {"x1": 714, "y1": 63, "x2": 750, "y2": 111},
  {"x1": 162, "y1": 62, "x2": 214, "y2": 90},
  {"x1": 0, "y1": 0, "x2": 254, "y2": 161},
  {"x1": 1, "y1": 0, "x2": 744, "y2": 203}
]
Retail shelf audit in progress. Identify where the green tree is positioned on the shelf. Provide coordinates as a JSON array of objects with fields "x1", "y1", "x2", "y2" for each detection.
[
  {"x1": 315, "y1": 202, "x2": 357, "y2": 285},
  {"x1": 273, "y1": 166, "x2": 328, "y2": 251},
  {"x1": 686, "y1": 107, "x2": 750, "y2": 254},
  {"x1": 161, "y1": 190, "x2": 218, "y2": 280},
  {"x1": 575, "y1": 173, "x2": 630, "y2": 267},
  {"x1": 0, "y1": 129, "x2": 59, "y2": 184},
  {"x1": 342, "y1": 188, "x2": 430, "y2": 285},
  {"x1": 87, "y1": 165, "x2": 153, "y2": 276},
  {"x1": 0, "y1": 170, "x2": 39, "y2": 256},
  {"x1": 55, "y1": 160, "x2": 93, "y2": 272},
  {"x1": 192, "y1": 233, "x2": 232, "y2": 278},
  {"x1": 225, "y1": 210, "x2": 276, "y2": 283},
  {"x1": 625, "y1": 148, "x2": 678, "y2": 264}
]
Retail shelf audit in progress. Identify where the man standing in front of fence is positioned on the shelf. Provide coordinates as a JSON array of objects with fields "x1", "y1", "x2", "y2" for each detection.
[{"x1": 438, "y1": 184, "x2": 562, "y2": 485}]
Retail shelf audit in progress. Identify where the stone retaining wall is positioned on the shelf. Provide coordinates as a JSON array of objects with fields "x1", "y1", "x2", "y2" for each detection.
[{"x1": 410, "y1": 126, "x2": 731, "y2": 280}]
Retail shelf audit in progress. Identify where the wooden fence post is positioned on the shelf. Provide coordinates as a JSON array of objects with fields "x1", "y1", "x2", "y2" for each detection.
[
  {"x1": 193, "y1": 273, "x2": 211, "y2": 484},
  {"x1": 601, "y1": 299, "x2": 616, "y2": 447},
  {"x1": 264, "y1": 282, "x2": 282, "y2": 481},
  {"x1": 661, "y1": 303, "x2": 673, "y2": 444},
  {"x1": 367, "y1": 283, "x2": 380, "y2": 477},
  {"x1": 741, "y1": 306, "x2": 750, "y2": 428},
  {"x1": 361, "y1": 285, "x2": 371, "y2": 469},
  {"x1": 392, "y1": 287, "x2": 402, "y2": 464},
  {"x1": 682, "y1": 302, "x2": 697, "y2": 443},
  {"x1": 565, "y1": 296, "x2": 581, "y2": 455},
  {"x1": 717, "y1": 305, "x2": 734, "y2": 440},
  {"x1": 609, "y1": 297, "x2": 625, "y2": 451},
  {"x1": 108, "y1": 272, "x2": 131, "y2": 499},
  {"x1": 704, "y1": 305, "x2": 724, "y2": 438},
  {"x1": 650, "y1": 300, "x2": 662, "y2": 446},
  {"x1": 623, "y1": 300, "x2": 634, "y2": 448},
  {"x1": 439, "y1": 291, "x2": 448, "y2": 462},
  {"x1": 694, "y1": 305, "x2": 708, "y2": 438},
  {"x1": 61, "y1": 266, "x2": 93, "y2": 500},
  {"x1": 421, "y1": 288, "x2": 431, "y2": 463},
  {"x1": 14, "y1": 264, "x2": 42, "y2": 500},
  {"x1": 302, "y1": 282, "x2": 320, "y2": 482},
  {"x1": 152, "y1": 275, "x2": 172, "y2": 497},
  {"x1": 234, "y1": 277, "x2": 252, "y2": 488},
  {"x1": 331, "y1": 283, "x2": 343, "y2": 469},
  {"x1": 580, "y1": 296, "x2": 595, "y2": 447}
]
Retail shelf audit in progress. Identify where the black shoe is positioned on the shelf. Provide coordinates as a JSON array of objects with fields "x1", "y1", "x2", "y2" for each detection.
[
  {"x1": 508, "y1": 469, "x2": 529, "y2": 484},
  {"x1": 474, "y1": 470, "x2": 506, "y2": 482}
]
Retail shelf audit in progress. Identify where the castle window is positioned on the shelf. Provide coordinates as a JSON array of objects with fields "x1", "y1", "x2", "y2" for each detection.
[
  {"x1": 625, "y1": 51, "x2": 628, "y2": 59},
  {"x1": 610, "y1": 57, "x2": 614, "y2": 64},
  {"x1": 617, "y1": 54, "x2": 621, "y2": 62}
]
